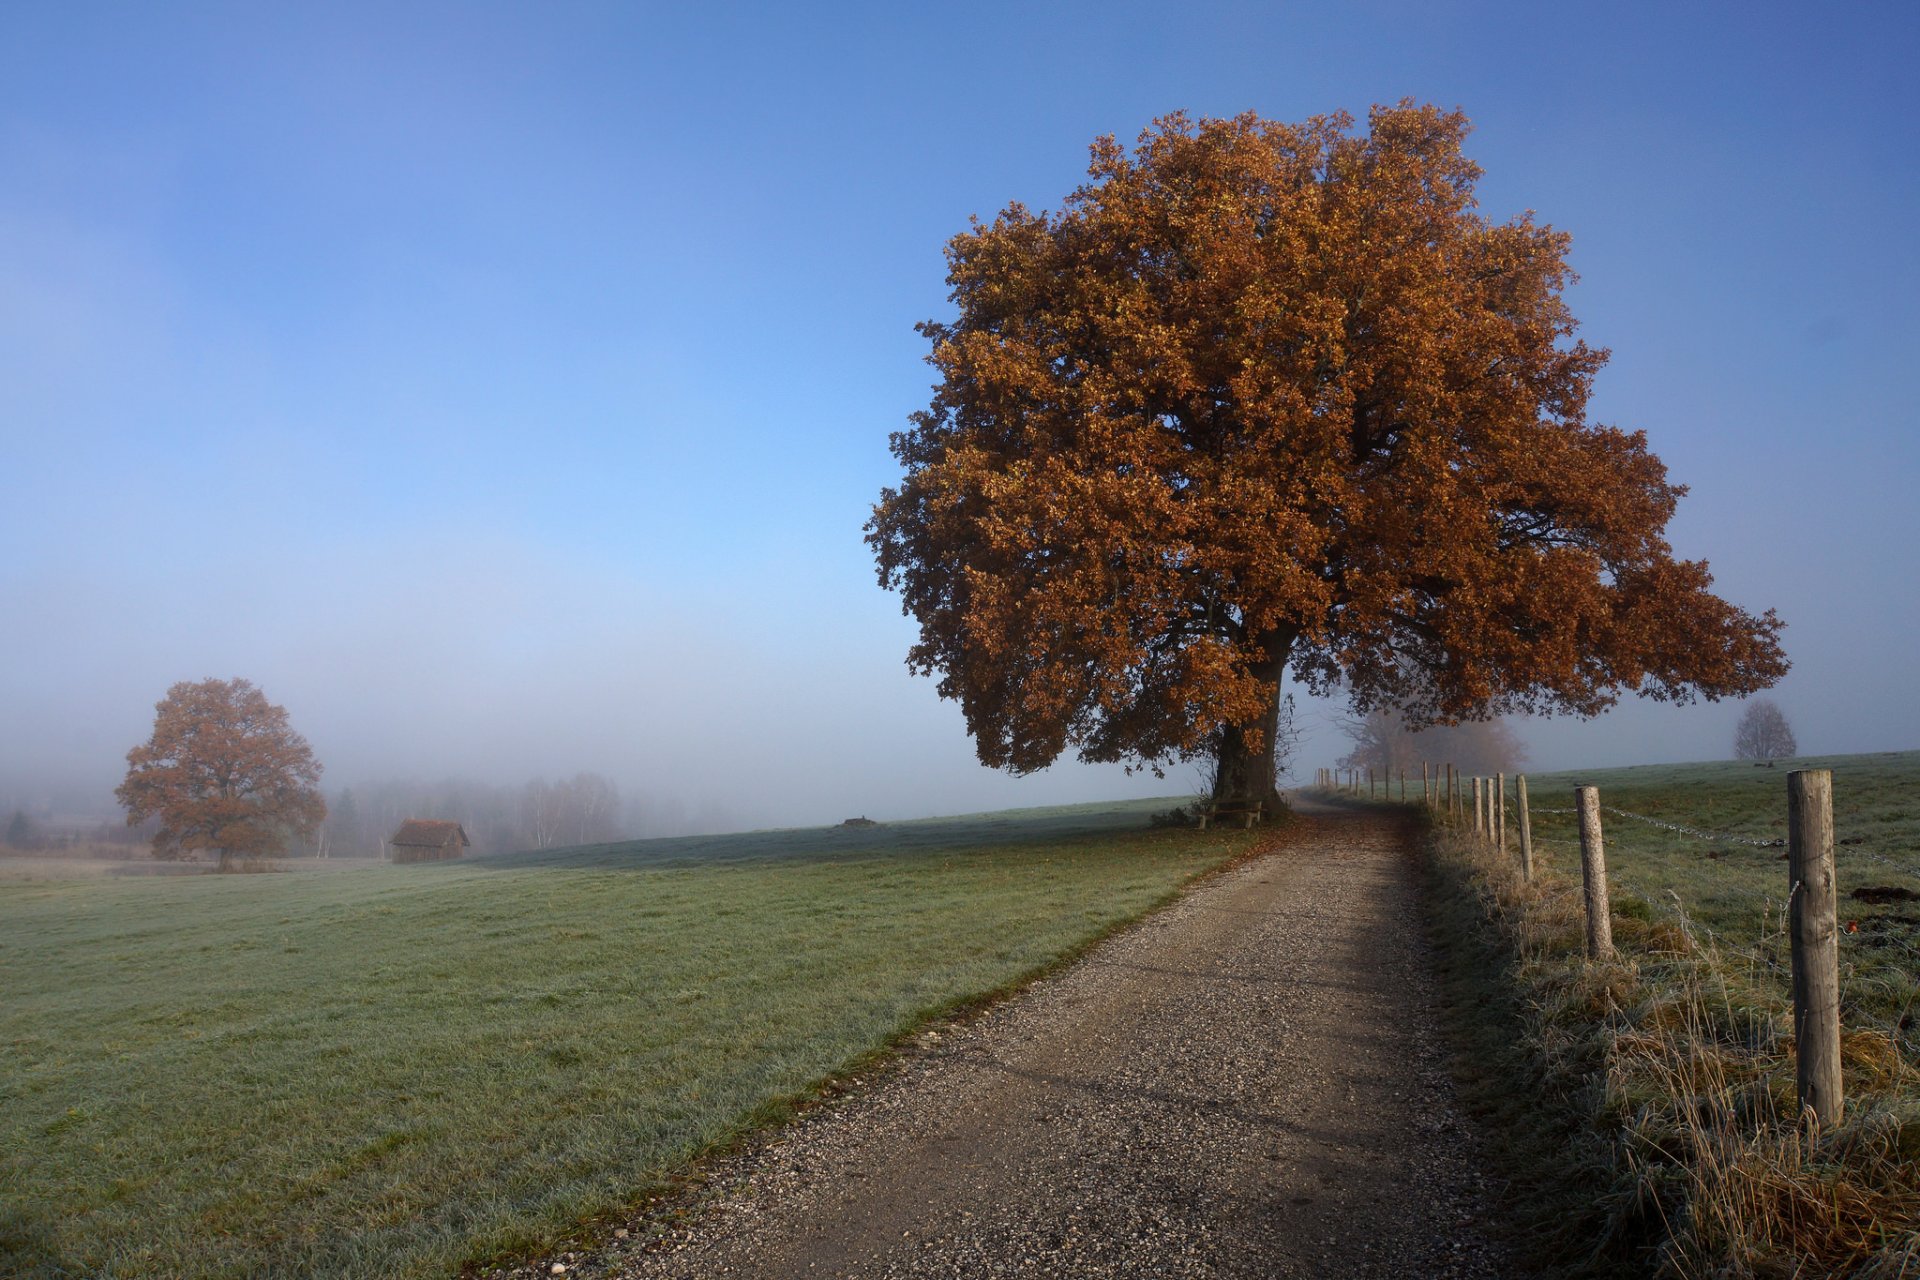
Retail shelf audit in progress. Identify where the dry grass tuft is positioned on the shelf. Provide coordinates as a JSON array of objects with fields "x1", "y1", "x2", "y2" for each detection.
[{"x1": 1428, "y1": 821, "x2": 1920, "y2": 1278}]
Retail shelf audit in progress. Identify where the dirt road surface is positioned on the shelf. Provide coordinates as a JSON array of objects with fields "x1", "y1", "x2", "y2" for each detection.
[{"x1": 518, "y1": 802, "x2": 1506, "y2": 1279}]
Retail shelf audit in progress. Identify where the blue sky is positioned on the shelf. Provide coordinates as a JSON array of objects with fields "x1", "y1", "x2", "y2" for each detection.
[{"x1": 3, "y1": 1, "x2": 1916, "y2": 827}]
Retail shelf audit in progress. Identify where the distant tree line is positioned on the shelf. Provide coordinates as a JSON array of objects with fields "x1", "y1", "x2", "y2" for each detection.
[
  {"x1": 2, "y1": 807, "x2": 158, "y2": 854},
  {"x1": 74, "y1": 676, "x2": 718, "y2": 867},
  {"x1": 293, "y1": 772, "x2": 630, "y2": 858},
  {"x1": 1338, "y1": 708, "x2": 1527, "y2": 778}
]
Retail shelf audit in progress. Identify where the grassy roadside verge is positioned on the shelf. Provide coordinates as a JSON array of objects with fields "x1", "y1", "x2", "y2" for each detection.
[
  {"x1": 1423, "y1": 802, "x2": 1920, "y2": 1277},
  {"x1": 1, "y1": 800, "x2": 1258, "y2": 1279}
]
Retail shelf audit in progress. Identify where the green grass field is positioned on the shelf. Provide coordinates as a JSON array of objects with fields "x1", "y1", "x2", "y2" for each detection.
[
  {"x1": 0, "y1": 798, "x2": 1249, "y2": 1279},
  {"x1": 1517, "y1": 749, "x2": 1920, "y2": 1058}
]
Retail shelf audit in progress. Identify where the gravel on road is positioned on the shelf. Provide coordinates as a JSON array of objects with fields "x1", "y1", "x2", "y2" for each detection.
[{"x1": 497, "y1": 802, "x2": 1508, "y2": 1279}]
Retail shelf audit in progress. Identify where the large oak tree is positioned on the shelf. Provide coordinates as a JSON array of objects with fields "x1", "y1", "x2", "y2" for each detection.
[
  {"x1": 117, "y1": 677, "x2": 326, "y2": 869},
  {"x1": 868, "y1": 104, "x2": 1787, "y2": 813}
]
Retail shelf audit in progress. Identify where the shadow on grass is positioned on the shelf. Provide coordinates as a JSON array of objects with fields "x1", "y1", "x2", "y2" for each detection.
[{"x1": 0, "y1": 1203, "x2": 78, "y2": 1280}]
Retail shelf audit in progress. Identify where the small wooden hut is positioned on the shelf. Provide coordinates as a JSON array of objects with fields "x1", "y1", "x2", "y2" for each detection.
[{"x1": 388, "y1": 819, "x2": 471, "y2": 864}]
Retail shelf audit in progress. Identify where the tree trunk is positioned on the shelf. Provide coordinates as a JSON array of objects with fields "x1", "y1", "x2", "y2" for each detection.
[{"x1": 1210, "y1": 629, "x2": 1296, "y2": 818}]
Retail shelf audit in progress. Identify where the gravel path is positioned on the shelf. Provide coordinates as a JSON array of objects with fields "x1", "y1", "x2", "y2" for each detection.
[{"x1": 512, "y1": 803, "x2": 1506, "y2": 1279}]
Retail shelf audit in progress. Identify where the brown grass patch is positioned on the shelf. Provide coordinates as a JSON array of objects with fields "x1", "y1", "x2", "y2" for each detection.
[{"x1": 1427, "y1": 823, "x2": 1920, "y2": 1278}]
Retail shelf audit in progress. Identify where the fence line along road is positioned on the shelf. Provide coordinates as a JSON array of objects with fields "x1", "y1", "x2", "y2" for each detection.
[
  {"x1": 1528, "y1": 801, "x2": 1920, "y2": 880},
  {"x1": 1316, "y1": 771, "x2": 1918, "y2": 880},
  {"x1": 1504, "y1": 774, "x2": 1856, "y2": 1130},
  {"x1": 1529, "y1": 803, "x2": 1784, "y2": 848}
]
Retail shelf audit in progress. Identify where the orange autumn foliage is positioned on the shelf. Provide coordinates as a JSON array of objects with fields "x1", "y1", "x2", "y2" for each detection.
[
  {"x1": 868, "y1": 104, "x2": 1786, "y2": 807},
  {"x1": 116, "y1": 677, "x2": 326, "y2": 868}
]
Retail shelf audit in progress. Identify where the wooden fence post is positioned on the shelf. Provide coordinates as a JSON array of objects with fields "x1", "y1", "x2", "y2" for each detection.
[
  {"x1": 1788, "y1": 769, "x2": 1842, "y2": 1128},
  {"x1": 1399, "y1": 768, "x2": 1405, "y2": 802},
  {"x1": 1472, "y1": 776, "x2": 1484, "y2": 838},
  {"x1": 1422, "y1": 761, "x2": 1431, "y2": 807},
  {"x1": 1576, "y1": 786, "x2": 1613, "y2": 960},
  {"x1": 1496, "y1": 772, "x2": 1507, "y2": 857},
  {"x1": 1517, "y1": 775, "x2": 1533, "y2": 881}
]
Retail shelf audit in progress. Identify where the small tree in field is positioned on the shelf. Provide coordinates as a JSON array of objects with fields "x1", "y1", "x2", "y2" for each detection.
[
  {"x1": 1733, "y1": 699, "x2": 1797, "y2": 761},
  {"x1": 869, "y1": 104, "x2": 1788, "y2": 816},
  {"x1": 117, "y1": 678, "x2": 326, "y2": 870}
]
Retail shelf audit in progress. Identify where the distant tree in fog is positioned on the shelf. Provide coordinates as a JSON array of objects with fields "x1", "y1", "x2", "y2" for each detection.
[
  {"x1": 5, "y1": 809, "x2": 37, "y2": 850},
  {"x1": 116, "y1": 678, "x2": 326, "y2": 871},
  {"x1": 522, "y1": 773, "x2": 621, "y2": 849},
  {"x1": 297, "y1": 772, "x2": 630, "y2": 858},
  {"x1": 1340, "y1": 708, "x2": 1525, "y2": 777},
  {"x1": 1734, "y1": 699, "x2": 1797, "y2": 762},
  {"x1": 523, "y1": 778, "x2": 560, "y2": 849},
  {"x1": 563, "y1": 772, "x2": 620, "y2": 845},
  {"x1": 321, "y1": 788, "x2": 361, "y2": 858}
]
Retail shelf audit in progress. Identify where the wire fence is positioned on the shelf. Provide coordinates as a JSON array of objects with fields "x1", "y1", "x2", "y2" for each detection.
[
  {"x1": 1317, "y1": 765, "x2": 1920, "y2": 957},
  {"x1": 1322, "y1": 764, "x2": 1920, "y2": 1136},
  {"x1": 1531, "y1": 804, "x2": 1783, "y2": 848},
  {"x1": 1314, "y1": 766, "x2": 1920, "y2": 883},
  {"x1": 1526, "y1": 802, "x2": 1920, "y2": 880}
]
